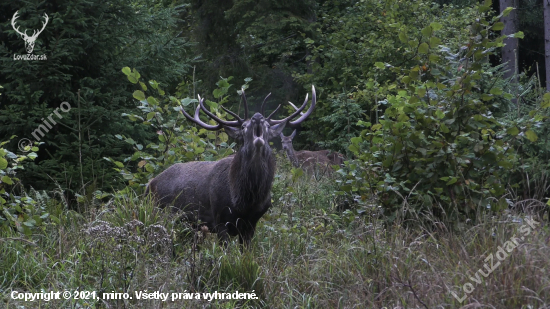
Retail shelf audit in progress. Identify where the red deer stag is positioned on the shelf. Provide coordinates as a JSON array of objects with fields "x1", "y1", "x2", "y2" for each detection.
[{"x1": 146, "y1": 86, "x2": 316, "y2": 248}]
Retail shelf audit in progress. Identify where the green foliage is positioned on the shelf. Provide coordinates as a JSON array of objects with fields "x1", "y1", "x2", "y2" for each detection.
[
  {"x1": 107, "y1": 71, "x2": 247, "y2": 192},
  {"x1": 0, "y1": 137, "x2": 49, "y2": 235},
  {"x1": 0, "y1": 0, "x2": 194, "y2": 198},
  {"x1": 339, "y1": 2, "x2": 549, "y2": 223},
  {"x1": 294, "y1": 0, "x2": 479, "y2": 151},
  {"x1": 186, "y1": 0, "x2": 317, "y2": 124}
]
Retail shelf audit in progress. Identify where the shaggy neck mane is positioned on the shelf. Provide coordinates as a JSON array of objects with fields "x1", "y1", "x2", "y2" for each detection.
[{"x1": 229, "y1": 145, "x2": 275, "y2": 210}]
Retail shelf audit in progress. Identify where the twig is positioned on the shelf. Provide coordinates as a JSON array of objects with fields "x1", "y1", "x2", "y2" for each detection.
[
  {"x1": 0, "y1": 237, "x2": 37, "y2": 246},
  {"x1": 404, "y1": 279, "x2": 429, "y2": 309}
]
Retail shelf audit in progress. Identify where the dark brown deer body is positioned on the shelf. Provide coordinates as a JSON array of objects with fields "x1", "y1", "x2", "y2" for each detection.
[
  {"x1": 147, "y1": 87, "x2": 316, "y2": 247},
  {"x1": 280, "y1": 130, "x2": 345, "y2": 174}
]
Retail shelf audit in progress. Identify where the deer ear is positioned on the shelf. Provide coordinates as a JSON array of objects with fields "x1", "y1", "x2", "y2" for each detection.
[
  {"x1": 223, "y1": 126, "x2": 242, "y2": 140},
  {"x1": 290, "y1": 129, "x2": 297, "y2": 139},
  {"x1": 269, "y1": 122, "x2": 287, "y2": 140},
  {"x1": 279, "y1": 132, "x2": 284, "y2": 139}
]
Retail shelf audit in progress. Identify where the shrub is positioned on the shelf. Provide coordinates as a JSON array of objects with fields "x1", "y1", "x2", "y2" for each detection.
[{"x1": 340, "y1": 3, "x2": 549, "y2": 224}]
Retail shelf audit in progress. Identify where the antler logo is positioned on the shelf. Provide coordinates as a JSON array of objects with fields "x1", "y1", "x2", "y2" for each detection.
[{"x1": 11, "y1": 11, "x2": 49, "y2": 54}]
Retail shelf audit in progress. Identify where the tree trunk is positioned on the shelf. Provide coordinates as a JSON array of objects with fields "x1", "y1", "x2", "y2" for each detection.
[
  {"x1": 545, "y1": 0, "x2": 550, "y2": 91},
  {"x1": 500, "y1": 0, "x2": 519, "y2": 81}
]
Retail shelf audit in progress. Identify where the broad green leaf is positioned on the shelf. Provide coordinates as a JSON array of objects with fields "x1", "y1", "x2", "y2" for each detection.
[
  {"x1": 430, "y1": 22, "x2": 442, "y2": 31},
  {"x1": 492, "y1": 22, "x2": 504, "y2": 31},
  {"x1": 542, "y1": 93, "x2": 550, "y2": 109},
  {"x1": 0, "y1": 157, "x2": 7, "y2": 169},
  {"x1": 489, "y1": 88, "x2": 503, "y2": 95},
  {"x1": 133, "y1": 90, "x2": 145, "y2": 101},
  {"x1": 146, "y1": 112, "x2": 155, "y2": 120},
  {"x1": 418, "y1": 43, "x2": 429, "y2": 54},
  {"x1": 181, "y1": 97, "x2": 196, "y2": 107},
  {"x1": 421, "y1": 26, "x2": 433, "y2": 37},
  {"x1": 351, "y1": 137, "x2": 363, "y2": 145},
  {"x1": 213, "y1": 88, "x2": 223, "y2": 99},
  {"x1": 121, "y1": 67, "x2": 131, "y2": 76},
  {"x1": 147, "y1": 96, "x2": 158, "y2": 105},
  {"x1": 139, "y1": 81, "x2": 147, "y2": 91},
  {"x1": 417, "y1": 88, "x2": 426, "y2": 97},
  {"x1": 127, "y1": 75, "x2": 138, "y2": 84},
  {"x1": 501, "y1": 7, "x2": 513, "y2": 17},
  {"x1": 446, "y1": 177, "x2": 457, "y2": 185},
  {"x1": 429, "y1": 37, "x2": 441, "y2": 48},
  {"x1": 1, "y1": 175, "x2": 13, "y2": 185},
  {"x1": 506, "y1": 126, "x2": 519, "y2": 136},
  {"x1": 399, "y1": 32, "x2": 408, "y2": 43},
  {"x1": 510, "y1": 31, "x2": 524, "y2": 39},
  {"x1": 374, "y1": 62, "x2": 385, "y2": 69},
  {"x1": 429, "y1": 54, "x2": 440, "y2": 63},
  {"x1": 525, "y1": 130, "x2": 538, "y2": 142},
  {"x1": 205, "y1": 100, "x2": 218, "y2": 108}
]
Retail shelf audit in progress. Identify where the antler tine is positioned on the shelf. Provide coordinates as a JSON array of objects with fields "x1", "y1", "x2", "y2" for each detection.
[
  {"x1": 260, "y1": 92, "x2": 272, "y2": 115},
  {"x1": 220, "y1": 105, "x2": 244, "y2": 123},
  {"x1": 179, "y1": 96, "x2": 222, "y2": 130},
  {"x1": 268, "y1": 85, "x2": 316, "y2": 126},
  {"x1": 37, "y1": 13, "x2": 49, "y2": 35},
  {"x1": 241, "y1": 88, "x2": 249, "y2": 119},
  {"x1": 266, "y1": 104, "x2": 281, "y2": 120},
  {"x1": 286, "y1": 85, "x2": 316, "y2": 128},
  {"x1": 198, "y1": 95, "x2": 241, "y2": 127},
  {"x1": 11, "y1": 11, "x2": 25, "y2": 37},
  {"x1": 288, "y1": 101, "x2": 305, "y2": 116}
]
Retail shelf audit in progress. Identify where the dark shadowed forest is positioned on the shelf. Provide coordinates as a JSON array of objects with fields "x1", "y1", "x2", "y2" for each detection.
[{"x1": 1, "y1": 0, "x2": 550, "y2": 308}]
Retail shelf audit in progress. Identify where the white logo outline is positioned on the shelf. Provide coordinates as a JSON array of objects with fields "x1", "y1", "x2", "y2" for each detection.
[{"x1": 11, "y1": 10, "x2": 49, "y2": 54}]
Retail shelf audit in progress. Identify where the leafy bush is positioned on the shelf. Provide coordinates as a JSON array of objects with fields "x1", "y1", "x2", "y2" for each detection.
[
  {"x1": 340, "y1": 3, "x2": 549, "y2": 224},
  {"x1": 0, "y1": 137, "x2": 50, "y2": 235},
  {"x1": 294, "y1": 0, "x2": 479, "y2": 152},
  {"x1": 106, "y1": 71, "x2": 255, "y2": 193}
]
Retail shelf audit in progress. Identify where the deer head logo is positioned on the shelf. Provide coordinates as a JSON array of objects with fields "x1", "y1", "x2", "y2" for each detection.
[{"x1": 11, "y1": 11, "x2": 49, "y2": 54}]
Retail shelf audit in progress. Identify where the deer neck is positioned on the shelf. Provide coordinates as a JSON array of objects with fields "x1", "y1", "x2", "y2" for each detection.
[
  {"x1": 229, "y1": 146, "x2": 275, "y2": 210},
  {"x1": 284, "y1": 145, "x2": 300, "y2": 168}
]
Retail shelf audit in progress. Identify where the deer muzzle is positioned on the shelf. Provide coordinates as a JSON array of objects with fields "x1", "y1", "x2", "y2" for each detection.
[{"x1": 252, "y1": 120, "x2": 265, "y2": 148}]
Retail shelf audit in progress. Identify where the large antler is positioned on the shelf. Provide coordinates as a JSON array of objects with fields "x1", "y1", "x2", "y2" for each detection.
[
  {"x1": 11, "y1": 11, "x2": 26, "y2": 38},
  {"x1": 268, "y1": 85, "x2": 316, "y2": 128},
  {"x1": 180, "y1": 95, "x2": 243, "y2": 130},
  {"x1": 31, "y1": 13, "x2": 49, "y2": 39}
]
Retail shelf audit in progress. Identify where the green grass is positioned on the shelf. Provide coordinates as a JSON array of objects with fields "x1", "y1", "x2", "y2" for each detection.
[{"x1": 1, "y1": 154, "x2": 549, "y2": 308}]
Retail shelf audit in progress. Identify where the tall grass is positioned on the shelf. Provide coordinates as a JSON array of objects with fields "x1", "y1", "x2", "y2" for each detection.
[{"x1": 1, "y1": 152, "x2": 549, "y2": 308}]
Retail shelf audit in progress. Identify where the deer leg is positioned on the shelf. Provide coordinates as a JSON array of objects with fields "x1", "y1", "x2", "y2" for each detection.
[{"x1": 238, "y1": 225, "x2": 256, "y2": 251}]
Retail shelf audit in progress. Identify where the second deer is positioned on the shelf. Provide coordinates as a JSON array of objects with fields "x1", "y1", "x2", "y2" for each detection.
[{"x1": 280, "y1": 129, "x2": 345, "y2": 175}]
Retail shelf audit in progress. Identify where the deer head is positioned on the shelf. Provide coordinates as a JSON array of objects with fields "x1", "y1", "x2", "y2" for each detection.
[
  {"x1": 180, "y1": 86, "x2": 315, "y2": 153},
  {"x1": 280, "y1": 129, "x2": 297, "y2": 151},
  {"x1": 12, "y1": 11, "x2": 49, "y2": 54}
]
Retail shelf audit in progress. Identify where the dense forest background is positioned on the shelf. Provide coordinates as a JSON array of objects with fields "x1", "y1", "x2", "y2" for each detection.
[
  {"x1": 2, "y1": 0, "x2": 550, "y2": 307},
  {"x1": 1, "y1": 0, "x2": 549, "y2": 221}
]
